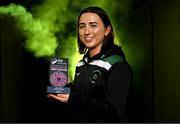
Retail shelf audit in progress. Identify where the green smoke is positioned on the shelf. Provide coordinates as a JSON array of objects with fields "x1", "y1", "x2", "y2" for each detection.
[
  {"x1": 30, "y1": 0, "x2": 81, "y2": 80},
  {"x1": 0, "y1": 3, "x2": 58, "y2": 57}
]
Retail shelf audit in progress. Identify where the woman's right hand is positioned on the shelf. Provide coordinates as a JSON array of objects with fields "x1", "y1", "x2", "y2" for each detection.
[{"x1": 47, "y1": 93, "x2": 69, "y2": 103}]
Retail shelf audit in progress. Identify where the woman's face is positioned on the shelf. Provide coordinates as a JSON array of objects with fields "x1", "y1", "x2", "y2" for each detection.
[{"x1": 78, "y1": 12, "x2": 110, "y2": 53}]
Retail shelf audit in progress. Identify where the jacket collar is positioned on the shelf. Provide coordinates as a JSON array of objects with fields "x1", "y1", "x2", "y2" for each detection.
[
  {"x1": 83, "y1": 51, "x2": 106, "y2": 64},
  {"x1": 82, "y1": 44, "x2": 126, "y2": 63}
]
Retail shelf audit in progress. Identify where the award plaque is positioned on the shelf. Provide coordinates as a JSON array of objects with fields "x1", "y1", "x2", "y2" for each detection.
[{"x1": 47, "y1": 57, "x2": 70, "y2": 94}]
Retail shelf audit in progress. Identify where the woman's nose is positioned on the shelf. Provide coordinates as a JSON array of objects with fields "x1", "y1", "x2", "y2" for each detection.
[{"x1": 84, "y1": 27, "x2": 90, "y2": 35}]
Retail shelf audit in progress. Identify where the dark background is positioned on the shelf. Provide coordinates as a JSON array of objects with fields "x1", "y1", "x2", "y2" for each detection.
[{"x1": 0, "y1": 0, "x2": 180, "y2": 122}]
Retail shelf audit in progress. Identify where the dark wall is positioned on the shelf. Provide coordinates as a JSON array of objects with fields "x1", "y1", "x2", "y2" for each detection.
[
  {"x1": 123, "y1": 0, "x2": 154, "y2": 122},
  {"x1": 153, "y1": 0, "x2": 180, "y2": 122},
  {"x1": 0, "y1": 17, "x2": 70, "y2": 122},
  {"x1": 0, "y1": 17, "x2": 23, "y2": 122}
]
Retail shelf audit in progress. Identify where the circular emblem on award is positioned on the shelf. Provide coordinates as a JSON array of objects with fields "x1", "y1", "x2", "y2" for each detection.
[{"x1": 50, "y1": 71, "x2": 67, "y2": 87}]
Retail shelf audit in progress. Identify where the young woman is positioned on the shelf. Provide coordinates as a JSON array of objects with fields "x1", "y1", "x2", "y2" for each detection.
[{"x1": 47, "y1": 6, "x2": 132, "y2": 122}]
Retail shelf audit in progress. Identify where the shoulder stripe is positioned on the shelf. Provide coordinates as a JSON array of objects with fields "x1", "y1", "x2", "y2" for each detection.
[
  {"x1": 76, "y1": 61, "x2": 85, "y2": 67},
  {"x1": 102, "y1": 55, "x2": 124, "y2": 65},
  {"x1": 89, "y1": 60, "x2": 112, "y2": 70},
  {"x1": 76, "y1": 55, "x2": 124, "y2": 70}
]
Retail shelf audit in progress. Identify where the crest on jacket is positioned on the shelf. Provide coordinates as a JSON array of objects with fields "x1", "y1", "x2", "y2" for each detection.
[{"x1": 90, "y1": 70, "x2": 102, "y2": 83}]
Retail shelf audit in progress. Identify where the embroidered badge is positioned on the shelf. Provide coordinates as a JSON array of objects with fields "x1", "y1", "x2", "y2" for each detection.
[{"x1": 90, "y1": 70, "x2": 101, "y2": 83}]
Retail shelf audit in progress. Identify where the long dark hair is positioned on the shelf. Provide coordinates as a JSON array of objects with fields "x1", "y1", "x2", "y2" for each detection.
[{"x1": 77, "y1": 6, "x2": 115, "y2": 54}]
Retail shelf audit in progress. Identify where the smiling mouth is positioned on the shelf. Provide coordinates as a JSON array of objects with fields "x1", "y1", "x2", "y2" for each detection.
[{"x1": 84, "y1": 37, "x2": 94, "y2": 41}]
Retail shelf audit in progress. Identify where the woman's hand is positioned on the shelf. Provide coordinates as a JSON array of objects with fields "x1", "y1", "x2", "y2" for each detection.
[{"x1": 47, "y1": 94, "x2": 69, "y2": 103}]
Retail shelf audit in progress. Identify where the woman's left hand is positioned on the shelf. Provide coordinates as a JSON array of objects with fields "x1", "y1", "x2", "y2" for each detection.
[{"x1": 47, "y1": 94, "x2": 69, "y2": 103}]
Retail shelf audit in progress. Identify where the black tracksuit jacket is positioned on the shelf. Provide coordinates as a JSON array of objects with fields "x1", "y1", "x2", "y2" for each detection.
[{"x1": 67, "y1": 45, "x2": 132, "y2": 122}]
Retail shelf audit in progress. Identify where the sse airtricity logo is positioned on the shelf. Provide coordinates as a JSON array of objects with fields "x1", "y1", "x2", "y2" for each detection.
[{"x1": 50, "y1": 71, "x2": 67, "y2": 87}]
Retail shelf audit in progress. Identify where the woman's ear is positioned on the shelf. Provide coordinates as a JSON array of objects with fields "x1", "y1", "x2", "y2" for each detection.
[{"x1": 105, "y1": 26, "x2": 111, "y2": 36}]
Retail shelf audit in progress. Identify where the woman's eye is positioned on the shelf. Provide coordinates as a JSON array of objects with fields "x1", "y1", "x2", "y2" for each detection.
[
  {"x1": 90, "y1": 25, "x2": 97, "y2": 28},
  {"x1": 79, "y1": 25, "x2": 85, "y2": 29}
]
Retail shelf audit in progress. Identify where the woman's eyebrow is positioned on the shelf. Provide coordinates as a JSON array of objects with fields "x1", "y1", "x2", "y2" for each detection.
[
  {"x1": 79, "y1": 22, "x2": 85, "y2": 25},
  {"x1": 89, "y1": 22, "x2": 98, "y2": 25},
  {"x1": 79, "y1": 22, "x2": 98, "y2": 25}
]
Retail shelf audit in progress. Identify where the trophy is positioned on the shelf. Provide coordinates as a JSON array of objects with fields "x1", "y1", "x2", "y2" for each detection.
[{"x1": 47, "y1": 57, "x2": 70, "y2": 94}]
